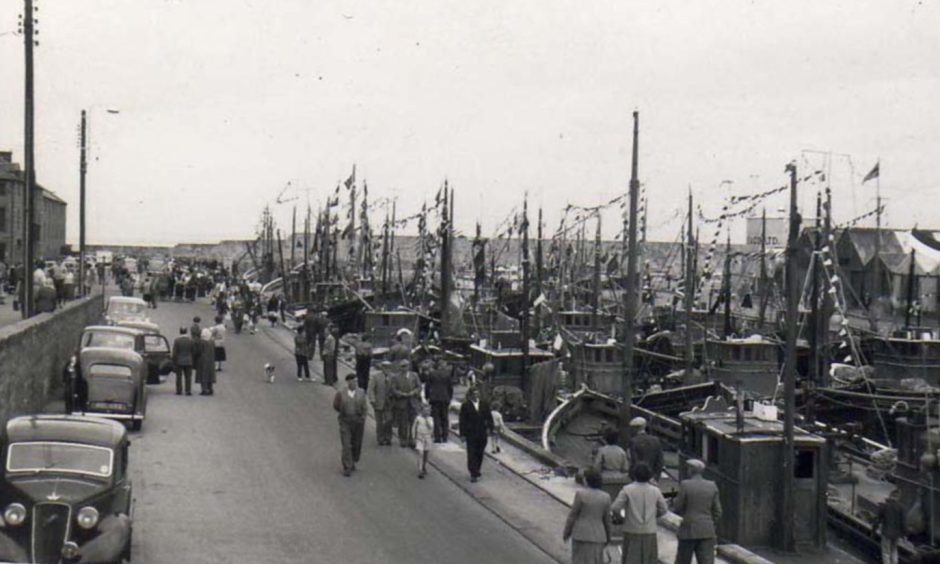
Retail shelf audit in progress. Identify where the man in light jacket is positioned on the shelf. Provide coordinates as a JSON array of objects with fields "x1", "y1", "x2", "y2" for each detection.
[
  {"x1": 368, "y1": 361, "x2": 393, "y2": 446},
  {"x1": 672, "y1": 459, "x2": 722, "y2": 564}
]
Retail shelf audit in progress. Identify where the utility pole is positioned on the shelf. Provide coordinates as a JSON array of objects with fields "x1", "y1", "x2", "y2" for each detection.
[
  {"x1": 780, "y1": 161, "x2": 801, "y2": 552},
  {"x1": 78, "y1": 110, "x2": 87, "y2": 298},
  {"x1": 22, "y1": 0, "x2": 37, "y2": 318},
  {"x1": 685, "y1": 190, "x2": 694, "y2": 376},
  {"x1": 620, "y1": 110, "x2": 640, "y2": 445}
]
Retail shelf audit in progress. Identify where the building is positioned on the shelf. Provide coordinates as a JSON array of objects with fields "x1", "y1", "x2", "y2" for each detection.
[{"x1": 0, "y1": 151, "x2": 68, "y2": 265}]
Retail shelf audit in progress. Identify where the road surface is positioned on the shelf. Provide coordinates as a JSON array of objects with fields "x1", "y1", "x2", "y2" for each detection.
[{"x1": 127, "y1": 299, "x2": 553, "y2": 563}]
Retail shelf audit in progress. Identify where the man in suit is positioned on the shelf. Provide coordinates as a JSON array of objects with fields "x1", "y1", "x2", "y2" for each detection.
[
  {"x1": 459, "y1": 386, "x2": 493, "y2": 483},
  {"x1": 628, "y1": 416, "x2": 664, "y2": 481},
  {"x1": 426, "y1": 359, "x2": 454, "y2": 443},
  {"x1": 321, "y1": 325, "x2": 338, "y2": 386},
  {"x1": 368, "y1": 361, "x2": 393, "y2": 446},
  {"x1": 171, "y1": 327, "x2": 194, "y2": 396},
  {"x1": 354, "y1": 332, "x2": 373, "y2": 392},
  {"x1": 390, "y1": 359, "x2": 421, "y2": 447},
  {"x1": 672, "y1": 459, "x2": 722, "y2": 564},
  {"x1": 333, "y1": 374, "x2": 368, "y2": 476}
]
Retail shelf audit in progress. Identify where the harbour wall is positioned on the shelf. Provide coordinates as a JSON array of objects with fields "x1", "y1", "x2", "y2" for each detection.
[{"x1": 0, "y1": 294, "x2": 103, "y2": 422}]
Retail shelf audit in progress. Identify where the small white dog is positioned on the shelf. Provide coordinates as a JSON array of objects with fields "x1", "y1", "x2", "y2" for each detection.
[{"x1": 264, "y1": 363, "x2": 276, "y2": 384}]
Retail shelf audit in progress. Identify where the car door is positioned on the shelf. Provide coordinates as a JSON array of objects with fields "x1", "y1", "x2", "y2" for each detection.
[{"x1": 142, "y1": 334, "x2": 172, "y2": 384}]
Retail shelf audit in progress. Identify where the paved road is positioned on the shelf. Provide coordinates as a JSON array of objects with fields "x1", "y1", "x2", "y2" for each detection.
[{"x1": 128, "y1": 300, "x2": 552, "y2": 564}]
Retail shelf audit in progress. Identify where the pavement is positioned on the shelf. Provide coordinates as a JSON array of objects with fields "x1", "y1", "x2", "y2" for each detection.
[{"x1": 96, "y1": 298, "x2": 556, "y2": 564}]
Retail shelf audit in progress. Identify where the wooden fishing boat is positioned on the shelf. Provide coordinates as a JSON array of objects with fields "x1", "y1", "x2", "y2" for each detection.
[{"x1": 705, "y1": 336, "x2": 780, "y2": 397}]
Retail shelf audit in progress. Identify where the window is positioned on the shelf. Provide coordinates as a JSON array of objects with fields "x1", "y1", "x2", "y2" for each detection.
[
  {"x1": 705, "y1": 434, "x2": 719, "y2": 464},
  {"x1": 795, "y1": 449, "x2": 815, "y2": 479}
]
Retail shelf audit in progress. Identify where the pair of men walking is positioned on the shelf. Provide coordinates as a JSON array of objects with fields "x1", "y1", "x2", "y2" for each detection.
[{"x1": 171, "y1": 326, "x2": 215, "y2": 396}]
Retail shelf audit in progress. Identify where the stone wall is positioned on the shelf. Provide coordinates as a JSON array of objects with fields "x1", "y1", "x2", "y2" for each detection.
[{"x1": 0, "y1": 294, "x2": 103, "y2": 422}]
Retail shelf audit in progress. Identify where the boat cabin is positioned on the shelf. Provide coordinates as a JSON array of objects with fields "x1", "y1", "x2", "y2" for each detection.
[
  {"x1": 705, "y1": 338, "x2": 778, "y2": 397},
  {"x1": 679, "y1": 410, "x2": 827, "y2": 550},
  {"x1": 558, "y1": 310, "x2": 616, "y2": 337},
  {"x1": 364, "y1": 310, "x2": 419, "y2": 351},
  {"x1": 568, "y1": 342, "x2": 621, "y2": 396},
  {"x1": 871, "y1": 328, "x2": 940, "y2": 385},
  {"x1": 469, "y1": 342, "x2": 555, "y2": 389}
]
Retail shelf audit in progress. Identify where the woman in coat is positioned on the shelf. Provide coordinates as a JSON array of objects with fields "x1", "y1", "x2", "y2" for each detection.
[
  {"x1": 196, "y1": 328, "x2": 216, "y2": 395},
  {"x1": 563, "y1": 467, "x2": 612, "y2": 564}
]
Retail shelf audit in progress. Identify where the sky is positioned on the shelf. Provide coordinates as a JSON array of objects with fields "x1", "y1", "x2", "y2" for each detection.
[{"x1": 0, "y1": 0, "x2": 937, "y2": 246}]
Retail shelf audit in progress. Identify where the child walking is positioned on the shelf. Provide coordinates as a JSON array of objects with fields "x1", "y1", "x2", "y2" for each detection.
[
  {"x1": 412, "y1": 403, "x2": 435, "y2": 479},
  {"x1": 490, "y1": 401, "x2": 506, "y2": 454}
]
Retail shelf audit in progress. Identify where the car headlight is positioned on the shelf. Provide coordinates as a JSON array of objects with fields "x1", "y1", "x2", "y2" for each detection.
[
  {"x1": 61, "y1": 541, "x2": 80, "y2": 560},
  {"x1": 3, "y1": 503, "x2": 26, "y2": 526},
  {"x1": 76, "y1": 506, "x2": 99, "y2": 529}
]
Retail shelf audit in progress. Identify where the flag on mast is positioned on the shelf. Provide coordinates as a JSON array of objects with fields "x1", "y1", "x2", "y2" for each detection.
[{"x1": 862, "y1": 162, "x2": 879, "y2": 184}]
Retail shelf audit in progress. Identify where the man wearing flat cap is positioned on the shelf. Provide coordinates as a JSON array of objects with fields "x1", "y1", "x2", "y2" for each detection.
[
  {"x1": 390, "y1": 358, "x2": 421, "y2": 447},
  {"x1": 333, "y1": 373, "x2": 368, "y2": 476},
  {"x1": 672, "y1": 459, "x2": 722, "y2": 564},
  {"x1": 628, "y1": 416, "x2": 664, "y2": 481}
]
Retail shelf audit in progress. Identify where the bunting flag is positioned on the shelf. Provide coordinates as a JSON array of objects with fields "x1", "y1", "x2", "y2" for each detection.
[
  {"x1": 838, "y1": 205, "x2": 885, "y2": 228},
  {"x1": 344, "y1": 165, "x2": 356, "y2": 190},
  {"x1": 862, "y1": 162, "x2": 879, "y2": 184}
]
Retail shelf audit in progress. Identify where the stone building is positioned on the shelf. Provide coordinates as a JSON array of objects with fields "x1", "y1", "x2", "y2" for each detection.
[{"x1": 0, "y1": 151, "x2": 68, "y2": 265}]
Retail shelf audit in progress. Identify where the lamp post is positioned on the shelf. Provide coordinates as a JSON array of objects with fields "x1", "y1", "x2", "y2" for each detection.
[{"x1": 78, "y1": 107, "x2": 119, "y2": 297}]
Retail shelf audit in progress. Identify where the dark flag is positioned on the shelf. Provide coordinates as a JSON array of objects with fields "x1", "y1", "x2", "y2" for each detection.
[{"x1": 863, "y1": 162, "x2": 879, "y2": 183}]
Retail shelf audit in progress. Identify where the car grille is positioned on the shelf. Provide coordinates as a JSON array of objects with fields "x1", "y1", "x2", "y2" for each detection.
[{"x1": 31, "y1": 503, "x2": 70, "y2": 564}]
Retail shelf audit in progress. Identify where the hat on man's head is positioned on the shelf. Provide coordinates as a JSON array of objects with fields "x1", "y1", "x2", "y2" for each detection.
[
  {"x1": 398, "y1": 359, "x2": 411, "y2": 367},
  {"x1": 629, "y1": 416, "x2": 647, "y2": 427},
  {"x1": 686, "y1": 459, "x2": 705, "y2": 473},
  {"x1": 345, "y1": 373, "x2": 357, "y2": 381}
]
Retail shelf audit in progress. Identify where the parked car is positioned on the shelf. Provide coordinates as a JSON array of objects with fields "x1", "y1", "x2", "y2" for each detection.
[
  {"x1": 0, "y1": 415, "x2": 133, "y2": 564},
  {"x1": 103, "y1": 297, "x2": 149, "y2": 325},
  {"x1": 71, "y1": 347, "x2": 147, "y2": 432},
  {"x1": 115, "y1": 321, "x2": 173, "y2": 385}
]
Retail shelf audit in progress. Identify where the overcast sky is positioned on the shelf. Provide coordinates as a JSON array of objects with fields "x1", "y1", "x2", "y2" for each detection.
[{"x1": 0, "y1": 0, "x2": 937, "y2": 246}]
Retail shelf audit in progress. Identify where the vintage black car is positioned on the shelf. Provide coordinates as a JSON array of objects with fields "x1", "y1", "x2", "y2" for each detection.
[
  {"x1": 70, "y1": 348, "x2": 148, "y2": 432},
  {"x1": 74, "y1": 325, "x2": 172, "y2": 386},
  {"x1": 0, "y1": 415, "x2": 133, "y2": 563}
]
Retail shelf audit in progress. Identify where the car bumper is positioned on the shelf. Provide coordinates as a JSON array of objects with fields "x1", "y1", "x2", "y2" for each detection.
[{"x1": 71, "y1": 411, "x2": 143, "y2": 421}]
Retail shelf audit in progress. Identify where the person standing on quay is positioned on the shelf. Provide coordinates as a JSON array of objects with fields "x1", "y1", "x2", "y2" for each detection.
[
  {"x1": 211, "y1": 315, "x2": 226, "y2": 371},
  {"x1": 354, "y1": 332, "x2": 373, "y2": 392},
  {"x1": 196, "y1": 328, "x2": 216, "y2": 395},
  {"x1": 171, "y1": 327, "x2": 194, "y2": 396},
  {"x1": 368, "y1": 361, "x2": 393, "y2": 446},
  {"x1": 333, "y1": 374, "x2": 367, "y2": 477},
  {"x1": 390, "y1": 359, "x2": 421, "y2": 448},
  {"x1": 321, "y1": 325, "x2": 338, "y2": 386},
  {"x1": 873, "y1": 489, "x2": 907, "y2": 564},
  {"x1": 628, "y1": 417, "x2": 663, "y2": 481},
  {"x1": 673, "y1": 459, "x2": 722, "y2": 564},
  {"x1": 458, "y1": 386, "x2": 493, "y2": 483},
  {"x1": 426, "y1": 359, "x2": 453, "y2": 443},
  {"x1": 294, "y1": 326, "x2": 312, "y2": 382},
  {"x1": 610, "y1": 463, "x2": 667, "y2": 564},
  {"x1": 563, "y1": 467, "x2": 612, "y2": 564}
]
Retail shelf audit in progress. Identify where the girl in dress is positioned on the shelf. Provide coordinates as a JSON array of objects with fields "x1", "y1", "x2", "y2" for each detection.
[{"x1": 411, "y1": 402, "x2": 435, "y2": 479}]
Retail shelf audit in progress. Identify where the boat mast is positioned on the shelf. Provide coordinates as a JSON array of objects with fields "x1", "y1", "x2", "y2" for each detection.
[
  {"x1": 810, "y1": 192, "x2": 822, "y2": 386},
  {"x1": 874, "y1": 158, "x2": 882, "y2": 304},
  {"x1": 780, "y1": 161, "x2": 800, "y2": 552},
  {"x1": 758, "y1": 208, "x2": 768, "y2": 326},
  {"x1": 685, "y1": 190, "x2": 694, "y2": 376},
  {"x1": 722, "y1": 232, "x2": 733, "y2": 339},
  {"x1": 592, "y1": 213, "x2": 602, "y2": 330},
  {"x1": 905, "y1": 247, "x2": 916, "y2": 328},
  {"x1": 521, "y1": 195, "x2": 531, "y2": 394},
  {"x1": 380, "y1": 209, "x2": 390, "y2": 294},
  {"x1": 440, "y1": 182, "x2": 451, "y2": 337},
  {"x1": 620, "y1": 110, "x2": 640, "y2": 440}
]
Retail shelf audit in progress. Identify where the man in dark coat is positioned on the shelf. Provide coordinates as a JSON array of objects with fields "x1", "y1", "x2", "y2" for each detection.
[
  {"x1": 195, "y1": 329, "x2": 216, "y2": 395},
  {"x1": 354, "y1": 333, "x2": 373, "y2": 392},
  {"x1": 171, "y1": 327, "x2": 194, "y2": 395},
  {"x1": 873, "y1": 489, "x2": 907, "y2": 564},
  {"x1": 333, "y1": 374, "x2": 368, "y2": 476},
  {"x1": 672, "y1": 459, "x2": 722, "y2": 564},
  {"x1": 321, "y1": 325, "x2": 338, "y2": 386},
  {"x1": 426, "y1": 359, "x2": 454, "y2": 443},
  {"x1": 628, "y1": 417, "x2": 664, "y2": 480},
  {"x1": 459, "y1": 386, "x2": 493, "y2": 482}
]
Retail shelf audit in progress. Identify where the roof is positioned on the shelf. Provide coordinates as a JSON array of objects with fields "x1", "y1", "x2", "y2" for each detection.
[
  {"x1": 79, "y1": 346, "x2": 144, "y2": 368},
  {"x1": 116, "y1": 320, "x2": 161, "y2": 334},
  {"x1": 83, "y1": 325, "x2": 144, "y2": 337},
  {"x1": 839, "y1": 228, "x2": 905, "y2": 266},
  {"x1": 107, "y1": 296, "x2": 148, "y2": 306},
  {"x1": 680, "y1": 412, "x2": 825, "y2": 444},
  {"x1": 5, "y1": 415, "x2": 127, "y2": 448}
]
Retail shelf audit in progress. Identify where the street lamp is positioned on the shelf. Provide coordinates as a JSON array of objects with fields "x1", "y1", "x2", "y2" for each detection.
[{"x1": 78, "y1": 107, "x2": 119, "y2": 297}]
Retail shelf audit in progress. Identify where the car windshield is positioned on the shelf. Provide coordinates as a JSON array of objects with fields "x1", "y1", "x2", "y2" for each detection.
[
  {"x1": 84, "y1": 332, "x2": 136, "y2": 350},
  {"x1": 109, "y1": 302, "x2": 145, "y2": 316},
  {"x1": 7, "y1": 442, "x2": 113, "y2": 478}
]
